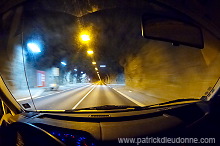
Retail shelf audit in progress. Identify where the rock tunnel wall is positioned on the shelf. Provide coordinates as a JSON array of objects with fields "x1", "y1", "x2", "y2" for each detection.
[{"x1": 124, "y1": 31, "x2": 220, "y2": 100}]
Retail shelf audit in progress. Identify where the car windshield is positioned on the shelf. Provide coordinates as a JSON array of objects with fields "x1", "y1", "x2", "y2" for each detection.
[{"x1": 0, "y1": 0, "x2": 220, "y2": 111}]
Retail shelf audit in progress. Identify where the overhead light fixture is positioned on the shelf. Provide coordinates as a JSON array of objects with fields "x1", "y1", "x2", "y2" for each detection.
[
  {"x1": 80, "y1": 34, "x2": 90, "y2": 42},
  {"x1": 61, "y1": 62, "x2": 67, "y2": 66},
  {"x1": 27, "y1": 43, "x2": 41, "y2": 53},
  {"x1": 87, "y1": 50, "x2": 94, "y2": 55},
  {"x1": 100, "y1": 65, "x2": 106, "y2": 68}
]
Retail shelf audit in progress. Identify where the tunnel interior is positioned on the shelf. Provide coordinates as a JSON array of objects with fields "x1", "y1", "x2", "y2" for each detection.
[{"x1": 0, "y1": 0, "x2": 220, "y2": 105}]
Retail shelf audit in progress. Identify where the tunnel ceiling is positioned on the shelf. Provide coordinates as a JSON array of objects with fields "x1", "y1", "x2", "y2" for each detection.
[
  {"x1": 23, "y1": 0, "x2": 160, "y2": 76},
  {"x1": 2, "y1": 0, "x2": 220, "y2": 77},
  {"x1": 24, "y1": 8, "x2": 149, "y2": 75}
]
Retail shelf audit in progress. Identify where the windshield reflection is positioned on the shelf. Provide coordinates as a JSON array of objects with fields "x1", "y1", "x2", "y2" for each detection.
[{"x1": 0, "y1": 0, "x2": 220, "y2": 111}]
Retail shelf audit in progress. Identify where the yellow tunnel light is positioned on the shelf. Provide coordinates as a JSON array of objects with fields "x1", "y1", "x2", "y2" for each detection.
[
  {"x1": 87, "y1": 50, "x2": 94, "y2": 55},
  {"x1": 81, "y1": 34, "x2": 90, "y2": 42}
]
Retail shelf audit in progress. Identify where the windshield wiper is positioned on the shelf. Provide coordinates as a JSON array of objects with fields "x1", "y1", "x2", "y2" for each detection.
[
  {"x1": 65, "y1": 99, "x2": 200, "y2": 112},
  {"x1": 65, "y1": 105, "x2": 143, "y2": 112},
  {"x1": 145, "y1": 98, "x2": 200, "y2": 108}
]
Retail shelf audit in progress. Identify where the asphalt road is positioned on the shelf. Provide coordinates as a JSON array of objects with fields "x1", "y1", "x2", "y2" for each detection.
[{"x1": 18, "y1": 83, "x2": 138, "y2": 110}]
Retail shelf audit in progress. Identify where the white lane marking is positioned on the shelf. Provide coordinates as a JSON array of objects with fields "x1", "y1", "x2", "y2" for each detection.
[
  {"x1": 17, "y1": 84, "x2": 91, "y2": 102},
  {"x1": 17, "y1": 89, "x2": 45, "y2": 101},
  {"x1": 72, "y1": 85, "x2": 96, "y2": 109},
  {"x1": 33, "y1": 89, "x2": 45, "y2": 97},
  {"x1": 112, "y1": 88, "x2": 145, "y2": 107},
  {"x1": 17, "y1": 97, "x2": 34, "y2": 102}
]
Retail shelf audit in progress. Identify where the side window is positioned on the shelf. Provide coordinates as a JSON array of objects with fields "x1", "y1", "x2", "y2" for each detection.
[
  {"x1": 0, "y1": 99, "x2": 3, "y2": 120},
  {"x1": 0, "y1": 6, "x2": 36, "y2": 110}
]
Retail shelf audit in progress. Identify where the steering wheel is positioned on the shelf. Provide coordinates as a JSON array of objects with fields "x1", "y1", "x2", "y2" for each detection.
[{"x1": 1, "y1": 122, "x2": 66, "y2": 146}]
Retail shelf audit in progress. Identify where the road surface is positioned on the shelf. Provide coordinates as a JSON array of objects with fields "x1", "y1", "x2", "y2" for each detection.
[{"x1": 18, "y1": 83, "x2": 140, "y2": 110}]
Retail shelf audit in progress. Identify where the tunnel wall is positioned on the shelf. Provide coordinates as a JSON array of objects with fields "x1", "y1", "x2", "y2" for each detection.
[
  {"x1": 124, "y1": 31, "x2": 220, "y2": 100},
  {"x1": 105, "y1": 73, "x2": 125, "y2": 84}
]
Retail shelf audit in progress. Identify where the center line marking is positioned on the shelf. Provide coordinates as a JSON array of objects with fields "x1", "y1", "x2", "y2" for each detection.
[{"x1": 72, "y1": 85, "x2": 96, "y2": 109}]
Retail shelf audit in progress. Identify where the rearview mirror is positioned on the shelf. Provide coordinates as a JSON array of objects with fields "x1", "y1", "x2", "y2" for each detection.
[{"x1": 141, "y1": 14, "x2": 204, "y2": 49}]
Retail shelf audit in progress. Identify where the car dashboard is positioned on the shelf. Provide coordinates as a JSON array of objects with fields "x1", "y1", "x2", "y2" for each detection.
[{"x1": 7, "y1": 101, "x2": 214, "y2": 146}]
